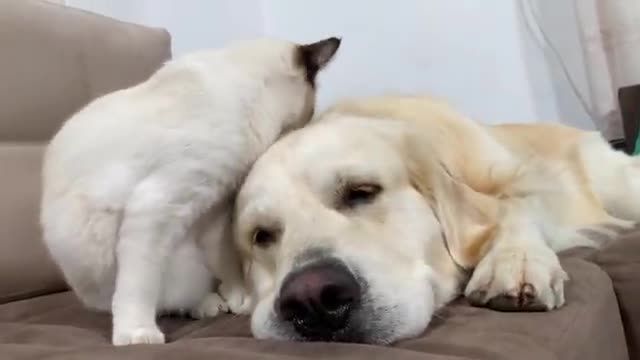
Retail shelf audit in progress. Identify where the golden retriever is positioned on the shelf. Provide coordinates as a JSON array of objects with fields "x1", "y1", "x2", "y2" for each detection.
[{"x1": 233, "y1": 95, "x2": 639, "y2": 344}]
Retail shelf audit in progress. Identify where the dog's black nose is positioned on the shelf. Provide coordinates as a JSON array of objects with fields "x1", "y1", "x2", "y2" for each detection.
[{"x1": 276, "y1": 259, "x2": 361, "y2": 340}]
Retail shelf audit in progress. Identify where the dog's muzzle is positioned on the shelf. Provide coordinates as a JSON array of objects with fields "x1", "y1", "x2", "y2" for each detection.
[{"x1": 275, "y1": 258, "x2": 362, "y2": 342}]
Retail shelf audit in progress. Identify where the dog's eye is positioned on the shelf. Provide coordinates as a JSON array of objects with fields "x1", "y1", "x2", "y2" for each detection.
[
  {"x1": 252, "y1": 227, "x2": 278, "y2": 248},
  {"x1": 341, "y1": 183, "x2": 382, "y2": 208}
]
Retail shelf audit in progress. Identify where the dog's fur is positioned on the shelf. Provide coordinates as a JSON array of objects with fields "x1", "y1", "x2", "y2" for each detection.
[
  {"x1": 40, "y1": 37, "x2": 340, "y2": 346},
  {"x1": 234, "y1": 95, "x2": 640, "y2": 344}
]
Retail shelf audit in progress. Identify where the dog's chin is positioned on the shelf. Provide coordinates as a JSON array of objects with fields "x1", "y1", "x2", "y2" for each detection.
[
  {"x1": 249, "y1": 257, "x2": 436, "y2": 345},
  {"x1": 250, "y1": 296, "x2": 433, "y2": 345}
]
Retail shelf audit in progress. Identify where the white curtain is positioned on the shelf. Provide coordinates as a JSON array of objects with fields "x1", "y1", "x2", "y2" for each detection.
[{"x1": 575, "y1": 0, "x2": 640, "y2": 140}]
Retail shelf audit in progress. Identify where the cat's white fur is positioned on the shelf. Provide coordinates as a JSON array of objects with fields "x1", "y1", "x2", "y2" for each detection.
[{"x1": 40, "y1": 37, "x2": 340, "y2": 346}]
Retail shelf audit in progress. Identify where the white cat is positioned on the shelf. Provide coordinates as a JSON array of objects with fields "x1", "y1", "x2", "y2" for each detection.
[{"x1": 39, "y1": 37, "x2": 341, "y2": 346}]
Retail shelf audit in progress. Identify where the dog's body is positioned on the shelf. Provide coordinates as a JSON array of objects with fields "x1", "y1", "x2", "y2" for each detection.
[
  {"x1": 40, "y1": 37, "x2": 340, "y2": 346},
  {"x1": 234, "y1": 95, "x2": 640, "y2": 344}
]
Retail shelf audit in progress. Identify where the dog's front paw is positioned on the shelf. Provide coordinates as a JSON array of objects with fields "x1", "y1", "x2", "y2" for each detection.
[
  {"x1": 190, "y1": 292, "x2": 229, "y2": 319},
  {"x1": 219, "y1": 282, "x2": 252, "y2": 315},
  {"x1": 464, "y1": 244, "x2": 568, "y2": 312},
  {"x1": 112, "y1": 325, "x2": 165, "y2": 346}
]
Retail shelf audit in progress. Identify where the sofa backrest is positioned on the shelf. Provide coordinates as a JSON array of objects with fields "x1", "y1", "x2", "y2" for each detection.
[{"x1": 0, "y1": 0, "x2": 171, "y2": 304}]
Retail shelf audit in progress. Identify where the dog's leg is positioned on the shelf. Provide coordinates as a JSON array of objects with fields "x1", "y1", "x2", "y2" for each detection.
[
  {"x1": 211, "y1": 232, "x2": 253, "y2": 315},
  {"x1": 464, "y1": 203, "x2": 568, "y2": 312},
  {"x1": 158, "y1": 238, "x2": 229, "y2": 319},
  {"x1": 197, "y1": 207, "x2": 253, "y2": 315},
  {"x1": 111, "y1": 173, "x2": 222, "y2": 346},
  {"x1": 218, "y1": 273, "x2": 253, "y2": 315}
]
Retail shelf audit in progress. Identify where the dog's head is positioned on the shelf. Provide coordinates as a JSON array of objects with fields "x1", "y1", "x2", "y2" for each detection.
[
  {"x1": 222, "y1": 37, "x2": 341, "y2": 134},
  {"x1": 234, "y1": 99, "x2": 501, "y2": 344}
]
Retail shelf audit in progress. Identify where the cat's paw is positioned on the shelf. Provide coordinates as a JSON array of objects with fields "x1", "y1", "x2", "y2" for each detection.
[
  {"x1": 112, "y1": 325, "x2": 165, "y2": 346},
  {"x1": 219, "y1": 282, "x2": 252, "y2": 315},
  {"x1": 190, "y1": 292, "x2": 229, "y2": 319}
]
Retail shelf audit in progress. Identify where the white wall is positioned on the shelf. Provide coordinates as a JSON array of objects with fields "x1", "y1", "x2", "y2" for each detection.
[
  {"x1": 64, "y1": 0, "x2": 595, "y2": 129},
  {"x1": 65, "y1": 0, "x2": 264, "y2": 55}
]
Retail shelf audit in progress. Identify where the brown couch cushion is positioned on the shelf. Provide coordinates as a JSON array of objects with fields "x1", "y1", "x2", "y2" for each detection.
[
  {"x1": 0, "y1": 0, "x2": 171, "y2": 304},
  {"x1": 595, "y1": 233, "x2": 640, "y2": 360},
  {"x1": 0, "y1": 144, "x2": 66, "y2": 303},
  {"x1": 0, "y1": 258, "x2": 627, "y2": 360}
]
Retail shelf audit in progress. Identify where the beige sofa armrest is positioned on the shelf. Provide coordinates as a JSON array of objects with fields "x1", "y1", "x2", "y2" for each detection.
[{"x1": 0, "y1": 0, "x2": 172, "y2": 304}]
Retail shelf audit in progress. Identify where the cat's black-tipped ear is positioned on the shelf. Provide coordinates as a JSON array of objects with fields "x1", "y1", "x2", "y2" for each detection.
[{"x1": 297, "y1": 37, "x2": 341, "y2": 85}]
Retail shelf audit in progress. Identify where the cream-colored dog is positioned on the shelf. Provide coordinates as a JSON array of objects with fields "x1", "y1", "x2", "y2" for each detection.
[
  {"x1": 40, "y1": 37, "x2": 341, "y2": 346},
  {"x1": 234, "y1": 95, "x2": 640, "y2": 344}
]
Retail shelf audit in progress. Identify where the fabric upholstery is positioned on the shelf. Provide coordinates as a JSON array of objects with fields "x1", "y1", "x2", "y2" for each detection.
[
  {"x1": 0, "y1": 258, "x2": 628, "y2": 360},
  {"x1": 595, "y1": 233, "x2": 640, "y2": 359},
  {"x1": 0, "y1": 1, "x2": 636, "y2": 359},
  {"x1": 0, "y1": 143, "x2": 65, "y2": 303},
  {"x1": 0, "y1": 0, "x2": 171, "y2": 304},
  {"x1": 0, "y1": 0, "x2": 172, "y2": 141}
]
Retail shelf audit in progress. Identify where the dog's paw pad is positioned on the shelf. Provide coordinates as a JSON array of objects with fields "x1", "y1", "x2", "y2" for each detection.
[
  {"x1": 464, "y1": 246, "x2": 567, "y2": 312},
  {"x1": 484, "y1": 283, "x2": 548, "y2": 312},
  {"x1": 112, "y1": 326, "x2": 165, "y2": 346},
  {"x1": 466, "y1": 289, "x2": 488, "y2": 307}
]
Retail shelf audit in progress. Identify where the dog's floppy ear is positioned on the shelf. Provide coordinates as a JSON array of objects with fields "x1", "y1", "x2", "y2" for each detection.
[
  {"x1": 431, "y1": 166, "x2": 503, "y2": 268},
  {"x1": 297, "y1": 37, "x2": 341, "y2": 85},
  {"x1": 407, "y1": 144, "x2": 502, "y2": 268}
]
